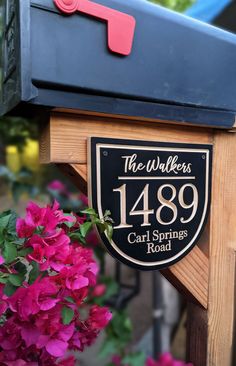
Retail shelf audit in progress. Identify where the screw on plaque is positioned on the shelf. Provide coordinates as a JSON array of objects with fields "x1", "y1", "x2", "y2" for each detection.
[{"x1": 103, "y1": 151, "x2": 108, "y2": 157}]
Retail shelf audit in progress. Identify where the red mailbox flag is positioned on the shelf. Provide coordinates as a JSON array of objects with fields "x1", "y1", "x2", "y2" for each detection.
[{"x1": 54, "y1": 0, "x2": 136, "y2": 56}]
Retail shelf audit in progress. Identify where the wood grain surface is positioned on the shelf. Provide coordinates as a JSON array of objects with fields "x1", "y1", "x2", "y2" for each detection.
[
  {"x1": 207, "y1": 131, "x2": 236, "y2": 366},
  {"x1": 40, "y1": 112, "x2": 213, "y2": 164}
]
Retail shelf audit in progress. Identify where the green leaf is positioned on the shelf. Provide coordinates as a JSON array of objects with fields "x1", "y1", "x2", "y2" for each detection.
[
  {"x1": 69, "y1": 232, "x2": 81, "y2": 240},
  {"x1": 7, "y1": 212, "x2": 17, "y2": 234},
  {"x1": 0, "y1": 276, "x2": 8, "y2": 284},
  {"x1": 81, "y1": 208, "x2": 97, "y2": 217},
  {"x1": 63, "y1": 214, "x2": 76, "y2": 228},
  {"x1": 65, "y1": 296, "x2": 75, "y2": 304},
  {"x1": 97, "y1": 222, "x2": 106, "y2": 234},
  {"x1": 63, "y1": 221, "x2": 75, "y2": 228},
  {"x1": 69, "y1": 232, "x2": 86, "y2": 244},
  {"x1": 0, "y1": 214, "x2": 11, "y2": 230},
  {"x1": 17, "y1": 248, "x2": 33, "y2": 257},
  {"x1": 0, "y1": 210, "x2": 11, "y2": 219},
  {"x1": 8, "y1": 273, "x2": 24, "y2": 287},
  {"x1": 124, "y1": 317, "x2": 132, "y2": 332},
  {"x1": 122, "y1": 352, "x2": 146, "y2": 366},
  {"x1": 99, "y1": 338, "x2": 117, "y2": 359},
  {"x1": 105, "y1": 223, "x2": 113, "y2": 241},
  {"x1": 103, "y1": 278, "x2": 118, "y2": 296},
  {"x1": 93, "y1": 218, "x2": 103, "y2": 225},
  {"x1": 14, "y1": 237, "x2": 25, "y2": 246},
  {"x1": 3, "y1": 242, "x2": 17, "y2": 264},
  {"x1": 104, "y1": 210, "x2": 111, "y2": 217},
  {"x1": 106, "y1": 310, "x2": 132, "y2": 346},
  {"x1": 14, "y1": 261, "x2": 28, "y2": 275},
  {"x1": 28, "y1": 261, "x2": 40, "y2": 285},
  {"x1": 61, "y1": 306, "x2": 74, "y2": 325},
  {"x1": 80, "y1": 222, "x2": 93, "y2": 237},
  {"x1": 4, "y1": 282, "x2": 18, "y2": 296},
  {"x1": 0, "y1": 231, "x2": 4, "y2": 245}
]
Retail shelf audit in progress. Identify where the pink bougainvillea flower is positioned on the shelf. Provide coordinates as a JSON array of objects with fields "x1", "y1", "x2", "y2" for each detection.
[
  {"x1": 47, "y1": 180, "x2": 69, "y2": 197},
  {"x1": 21, "y1": 324, "x2": 41, "y2": 348},
  {"x1": 92, "y1": 284, "x2": 106, "y2": 297},
  {"x1": 28, "y1": 243, "x2": 45, "y2": 264},
  {"x1": 37, "y1": 323, "x2": 74, "y2": 357},
  {"x1": 78, "y1": 193, "x2": 88, "y2": 206},
  {"x1": 1, "y1": 200, "x2": 112, "y2": 364},
  {"x1": 26, "y1": 202, "x2": 46, "y2": 228},
  {"x1": 71, "y1": 325, "x2": 97, "y2": 352},
  {"x1": 51, "y1": 200, "x2": 76, "y2": 226},
  {"x1": 0, "y1": 300, "x2": 7, "y2": 317},
  {"x1": 69, "y1": 331, "x2": 81, "y2": 350},
  {"x1": 66, "y1": 245, "x2": 98, "y2": 284},
  {"x1": 58, "y1": 246, "x2": 98, "y2": 290},
  {"x1": 41, "y1": 209, "x2": 59, "y2": 234},
  {"x1": 16, "y1": 201, "x2": 53, "y2": 237},
  {"x1": 86, "y1": 229, "x2": 100, "y2": 247},
  {"x1": 0, "y1": 317, "x2": 22, "y2": 351},
  {"x1": 27, "y1": 229, "x2": 71, "y2": 271},
  {"x1": 5, "y1": 361, "x2": 38, "y2": 366},
  {"x1": 57, "y1": 356, "x2": 75, "y2": 366},
  {"x1": 40, "y1": 337, "x2": 68, "y2": 358},
  {"x1": 70, "y1": 305, "x2": 112, "y2": 352},
  {"x1": 42, "y1": 229, "x2": 70, "y2": 252},
  {"x1": 146, "y1": 357, "x2": 159, "y2": 366},
  {"x1": 159, "y1": 353, "x2": 193, "y2": 366},
  {"x1": 112, "y1": 355, "x2": 123, "y2": 366},
  {"x1": 0, "y1": 255, "x2": 5, "y2": 265},
  {"x1": 58, "y1": 356, "x2": 75, "y2": 366},
  {"x1": 0, "y1": 285, "x2": 8, "y2": 316},
  {"x1": 16, "y1": 218, "x2": 35, "y2": 238},
  {"x1": 146, "y1": 353, "x2": 194, "y2": 366},
  {"x1": 17, "y1": 201, "x2": 75, "y2": 239},
  {"x1": 59, "y1": 265, "x2": 89, "y2": 291},
  {"x1": 8, "y1": 278, "x2": 59, "y2": 320},
  {"x1": 88, "y1": 305, "x2": 112, "y2": 330}
]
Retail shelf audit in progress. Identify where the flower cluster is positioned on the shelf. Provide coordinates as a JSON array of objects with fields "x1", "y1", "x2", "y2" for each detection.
[
  {"x1": 146, "y1": 353, "x2": 193, "y2": 366},
  {"x1": 111, "y1": 353, "x2": 193, "y2": 366},
  {"x1": 47, "y1": 180, "x2": 88, "y2": 211},
  {"x1": 0, "y1": 201, "x2": 112, "y2": 365}
]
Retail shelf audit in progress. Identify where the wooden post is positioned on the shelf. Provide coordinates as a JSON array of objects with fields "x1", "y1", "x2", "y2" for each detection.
[
  {"x1": 40, "y1": 111, "x2": 236, "y2": 366},
  {"x1": 207, "y1": 131, "x2": 236, "y2": 365}
]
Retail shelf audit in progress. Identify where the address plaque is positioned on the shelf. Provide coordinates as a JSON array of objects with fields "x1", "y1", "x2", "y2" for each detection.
[{"x1": 89, "y1": 137, "x2": 212, "y2": 271}]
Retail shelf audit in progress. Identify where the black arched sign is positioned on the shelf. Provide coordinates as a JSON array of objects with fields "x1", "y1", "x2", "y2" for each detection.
[{"x1": 89, "y1": 138, "x2": 212, "y2": 270}]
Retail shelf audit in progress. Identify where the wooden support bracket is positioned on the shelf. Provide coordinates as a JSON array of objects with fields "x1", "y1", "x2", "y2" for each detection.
[{"x1": 40, "y1": 111, "x2": 210, "y2": 309}]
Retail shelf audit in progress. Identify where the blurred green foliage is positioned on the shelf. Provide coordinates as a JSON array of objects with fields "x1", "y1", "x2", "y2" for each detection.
[
  {"x1": 100, "y1": 310, "x2": 133, "y2": 359},
  {"x1": 151, "y1": 0, "x2": 195, "y2": 12},
  {"x1": 0, "y1": 166, "x2": 39, "y2": 202}
]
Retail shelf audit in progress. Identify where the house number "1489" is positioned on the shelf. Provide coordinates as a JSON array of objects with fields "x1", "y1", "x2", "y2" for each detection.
[{"x1": 113, "y1": 184, "x2": 198, "y2": 229}]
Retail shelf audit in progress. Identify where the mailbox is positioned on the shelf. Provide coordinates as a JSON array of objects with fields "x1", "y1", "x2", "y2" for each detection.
[
  {"x1": 1, "y1": 1, "x2": 236, "y2": 366},
  {"x1": 1, "y1": 0, "x2": 236, "y2": 127}
]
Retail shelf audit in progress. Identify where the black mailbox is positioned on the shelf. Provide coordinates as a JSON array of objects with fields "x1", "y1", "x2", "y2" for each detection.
[{"x1": 1, "y1": 0, "x2": 236, "y2": 128}]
